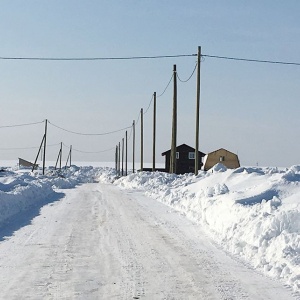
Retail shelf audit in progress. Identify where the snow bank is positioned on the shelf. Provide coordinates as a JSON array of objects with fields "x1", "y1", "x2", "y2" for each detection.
[
  {"x1": 0, "y1": 166, "x2": 100, "y2": 227},
  {"x1": 102, "y1": 164, "x2": 300, "y2": 292}
]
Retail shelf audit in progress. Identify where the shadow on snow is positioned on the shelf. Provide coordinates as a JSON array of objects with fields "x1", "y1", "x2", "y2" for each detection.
[{"x1": 0, "y1": 191, "x2": 65, "y2": 242}]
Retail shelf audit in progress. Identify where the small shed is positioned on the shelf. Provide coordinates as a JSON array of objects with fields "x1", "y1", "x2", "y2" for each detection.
[
  {"x1": 18, "y1": 158, "x2": 39, "y2": 170},
  {"x1": 161, "y1": 143, "x2": 206, "y2": 174},
  {"x1": 203, "y1": 148, "x2": 240, "y2": 171}
]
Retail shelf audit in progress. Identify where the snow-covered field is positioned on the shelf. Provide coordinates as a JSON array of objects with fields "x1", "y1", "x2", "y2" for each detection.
[{"x1": 0, "y1": 162, "x2": 299, "y2": 293}]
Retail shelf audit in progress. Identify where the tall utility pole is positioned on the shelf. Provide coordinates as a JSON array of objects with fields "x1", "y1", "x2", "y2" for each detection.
[
  {"x1": 170, "y1": 65, "x2": 177, "y2": 174},
  {"x1": 152, "y1": 92, "x2": 156, "y2": 172},
  {"x1": 55, "y1": 143, "x2": 62, "y2": 170},
  {"x1": 125, "y1": 130, "x2": 128, "y2": 176},
  {"x1": 69, "y1": 145, "x2": 72, "y2": 166},
  {"x1": 65, "y1": 145, "x2": 72, "y2": 169},
  {"x1": 140, "y1": 108, "x2": 143, "y2": 171},
  {"x1": 59, "y1": 142, "x2": 62, "y2": 170},
  {"x1": 118, "y1": 142, "x2": 121, "y2": 176},
  {"x1": 122, "y1": 138, "x2": 124, "y2": 176},
  {"x1": 115, "y1": 145, "x2": 118, "y2": 173},
  {"x1": 195, "y1": 46, "x2": 201, "y2": 175},
  {"x1": 43, "y1": 119, "x2": 48, "y2": 175},
  {"x1": 132, "y1": 120, "x2": 135, "y2": 173}
]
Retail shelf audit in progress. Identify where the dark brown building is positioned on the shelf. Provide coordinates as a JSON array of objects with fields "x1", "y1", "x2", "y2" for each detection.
[{"x1": 161, "y1": 144, "x2": 206, "y2": 174}]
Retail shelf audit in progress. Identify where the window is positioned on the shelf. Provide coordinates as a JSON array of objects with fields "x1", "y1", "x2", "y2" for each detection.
[
  {"x1": 189, "y1": 152, "x2": 195, "y2": 159},
  {"x1": 220, "y1": 156, "x2": 225, "y2": 162},
  {"x1": 176, "y1": 152, "x2": 179, "y2": 159}
]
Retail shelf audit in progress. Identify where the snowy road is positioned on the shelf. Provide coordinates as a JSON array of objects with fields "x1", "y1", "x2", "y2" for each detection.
[{"x1": 0, "y1": 183, "x2": 297, "y2": 299}]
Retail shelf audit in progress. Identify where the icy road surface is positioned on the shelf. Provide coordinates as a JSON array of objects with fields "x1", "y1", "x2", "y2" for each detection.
[{"x1": 0, "y1": 183, "x2": 297, "y2": 299}]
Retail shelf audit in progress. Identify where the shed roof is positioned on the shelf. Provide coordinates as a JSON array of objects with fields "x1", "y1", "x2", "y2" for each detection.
[{"x1": 162, "y1": 143, "x2": 205, "y2": 156}]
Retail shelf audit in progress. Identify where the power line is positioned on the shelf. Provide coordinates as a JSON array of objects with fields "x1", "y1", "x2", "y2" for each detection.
[
  {"x1": 0, "y1": 146, "x2": 39, "y2": 150},
  {"x1": 48, "y1": 120, "x2": 131, "y2": 136},
  {"x1": 143, "y1": 94, "x2": 154, "y2": 115},
  {"x1": 62, "y1": 142, "x2": 114, "y2": 154},
  {"x1": 157, "y1": 74, "x2": 174, "y2": 98},
  {"x1": 0, "y1": 120, "x2": 44, "y2": 129},
  {"x1": 0, "y1": 54, "x2": 197, "y2": 61},
  {"x1": 0, "y1": 142, "x2": 60, "y2": 151},
  {"x1": 202, "y1": 54, "x2": 300, "y2": 66},
  {"x1": 0, "y1": 51, "x2": 298, "y2": 66},
  {"x1": 72, "y1": 147, "x2": 115, "y2": 154},
  {"x1": 176, "y1": 61, "x2": 198, "y2": 82}
]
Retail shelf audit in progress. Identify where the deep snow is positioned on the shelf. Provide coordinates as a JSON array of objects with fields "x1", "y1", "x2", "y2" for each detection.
[{"x1": 0, "y1": 162, "x2": 299, "y2": 293}]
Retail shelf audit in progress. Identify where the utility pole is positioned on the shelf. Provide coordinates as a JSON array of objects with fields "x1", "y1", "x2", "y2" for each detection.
[
  {"x1": 170, "y1": 65, "x2": 177, "y2": 174},
  {"x1": 115, "y1": 145, "x2": 118, "y2": 173},
  {"x1": 152, "y1": 92, "x2": 156, "y2": 172},
  {"x1": 69, "y1": 145, "x2": 72, "y2": 166},
  {"x1": 140, "y1": 108, "x2": 143, "y2": 171},
  {"x1": 43, "y1": 119, "x2": 47, "y2": 175},
  {"x1": 65, "y1": 145, "x2": 72, "y2": 169},
  {"x1": 118, "y1": 142, "x2": 121, "y2": 176},
  {"x1": 32, "y1": 135, "x2": 45, "y2": 172},
  {"x1": 59, "y1": 142, "x2": 62, "y2": 170},
  {"x1": 132, "y1": 120, "x2": 135, "y2": 173},
  {"x1": 122, "y1": 138, "x2": 124, "y2": 176},
  {"x1": 125, "y1": 130, "x2": 128, "y2": 176},
  {"x1": 195, "y1": 46, "x2": 201, "y2": 175},
  {"x1": 55, "y1": 144, "x2": 62, "y2": 170}
]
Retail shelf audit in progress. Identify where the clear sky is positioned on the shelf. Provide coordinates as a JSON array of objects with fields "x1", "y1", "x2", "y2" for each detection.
[{"x1": 0, "y1": 1, "x2": 299, "y2": 167}]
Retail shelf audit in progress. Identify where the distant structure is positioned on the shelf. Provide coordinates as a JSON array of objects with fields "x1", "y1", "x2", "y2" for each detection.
[
  {"x1": 18, "y1": 158, "x2": 39, "y2": 170},
  {"x1": 203, "y1": 148, "x2": 240, "y2": 171},
  {"x1": 162, "y1": 143, "x2": 206, "y2": 174}
]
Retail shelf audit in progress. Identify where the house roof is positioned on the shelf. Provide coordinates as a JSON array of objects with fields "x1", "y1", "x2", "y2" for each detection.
[
  {"x1": 206, "y1": 148, "x2": 238, "y2": 157},
  {"x1": 161, "y1": 143, "x2": 206, "y2": 156}
]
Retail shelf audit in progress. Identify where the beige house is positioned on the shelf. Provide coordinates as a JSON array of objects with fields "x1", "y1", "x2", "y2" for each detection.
[{"x1": 203, "y1": 148, "x2": 240, "y2": 171}]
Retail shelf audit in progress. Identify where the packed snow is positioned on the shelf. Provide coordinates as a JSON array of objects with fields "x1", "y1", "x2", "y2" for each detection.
[{"x1": 0, "y1": 162, "x2": 299, "y2": 293}]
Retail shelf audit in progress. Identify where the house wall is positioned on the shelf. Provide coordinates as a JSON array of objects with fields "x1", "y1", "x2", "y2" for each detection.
[
  {"x1": 164, "y1": 148, "x2": 204, "y2": 174},
  {"x1": 176, "y1": 149, "x2": 199, "y2": 174},
  {"x1": 204, "y1": 149, "x2": 240, "y2": 171}
]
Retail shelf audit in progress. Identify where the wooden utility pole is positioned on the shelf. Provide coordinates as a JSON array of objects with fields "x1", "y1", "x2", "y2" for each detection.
[
  {"x1": 125, "y1": 130, "x2": 128, "y2": 176},
  {"x1": 118, "y1": 142, "x2": 121, "y2": 176},
  {"x1": 32, "y1": 135, "x2": 45, "y2": 172},
  {"x1": 60, "y1": 142, "x2": 62, "y2": 170},
  {"x1": 122, "y1": 138, "x2": 124, "y2": 176},
  {"x1": 43, "y1": 119, "x2": 47, "y2": 175},
  {"x1": 195, "y1": 46, "x2": 201, "y2": 175},
  {"x1": 69, "y1": 145, "x2": 72, "y2": 166},
  {"x1": 115, "y1": 145, "x2": 118, "y2": 173},
  {"x1": 152, "y1": 92, "x2": 156, "y2": 172},
  {"x1": 55, "y1": 144, "x2": 62, "y2": 170},
  {"x1": 132, "y1": 120, "x2": 135, "y2": 173},
  {"x1": 140, "y1": 108, "x2": 143, "y2": 171},
  {"x1": 65, "y1": 145, "x2": 72, "y2": 169},
  {"x1": 170, "y1": 65, "x2": 177, "y2": 174}
]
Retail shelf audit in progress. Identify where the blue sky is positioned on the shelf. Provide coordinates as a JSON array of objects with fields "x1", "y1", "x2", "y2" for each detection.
[{"x1": 0, "y1": 1, "x2": 299, "y2": 167}]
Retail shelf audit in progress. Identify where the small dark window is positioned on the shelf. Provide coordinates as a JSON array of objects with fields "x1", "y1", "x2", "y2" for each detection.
[
  {"x1": 176, "y1": 152, "x2": 179, "y2": 159},
  {"x1": 220, "y1": 156, "x2": 225, "y2": 162},
  {"x1": 189, "y1": 152, "x2": 195, "y2": 159}
]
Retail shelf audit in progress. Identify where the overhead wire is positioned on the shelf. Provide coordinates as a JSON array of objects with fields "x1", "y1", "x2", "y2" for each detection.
[
  {"x1": 202, "y1": 54, "x2": 300, "y2": 66},
  {"x1": 176, "y1": 61, "x2": 198, "y2": 82},
  {"x1": 157, "y1": 74, "x2": 174, "y2": 98},
  {"x1": 0, "y1": 54, "x2": 197, "y2": 61},
  {"x1": 0, "y1": 142, "x2": 60, "y2": 151},
  {"x1": 143, "y1": 94, "x2": 154, "y2": 115},
  {"x1": 62, "y1": 142, "x2": 115, "y2": 154},
  {"x1": 0, "y1": 120, "x2": 44, "y2": 129},
  {"x1": 48, "y1": 120, "x2": 131, "y2": 136}
]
